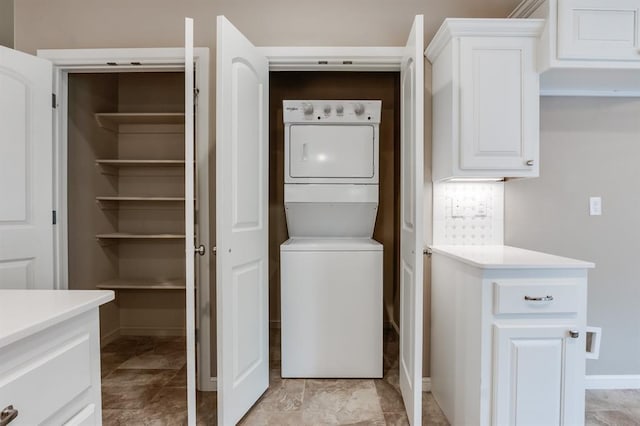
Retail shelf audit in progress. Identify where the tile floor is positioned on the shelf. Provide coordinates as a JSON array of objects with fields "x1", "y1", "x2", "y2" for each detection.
[{"x1": 100, "y1": 331, "x2": 640, "y2": 425}]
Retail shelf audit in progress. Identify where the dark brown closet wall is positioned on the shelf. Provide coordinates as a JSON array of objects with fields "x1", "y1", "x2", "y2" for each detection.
[{"x1": 268, "y1": 71, "x2": 401, "y2": 325}]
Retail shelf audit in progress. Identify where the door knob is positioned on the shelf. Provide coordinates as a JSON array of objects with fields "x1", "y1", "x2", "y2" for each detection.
[
  {"x1": 569, "y1": 330, "x2": 579, "y2": 339},
  {"x1": 0, "y1": 405, "x2": 18, "y2": 426},
  {"x1": 526, "y1": 160, "x2": 534, "y2": 166},
  {"x1": 195, "y1": 245, "x2": 206, "y2": 256}
]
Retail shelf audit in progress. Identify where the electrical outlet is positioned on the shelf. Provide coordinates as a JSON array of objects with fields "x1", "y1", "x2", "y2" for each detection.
[{"x1": 589, "y1": 197, "x2": 602, "y2": 216}]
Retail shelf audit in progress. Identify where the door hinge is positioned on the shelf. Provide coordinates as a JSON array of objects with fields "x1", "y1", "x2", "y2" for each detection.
[
  {"x1": 193, "y1": 88, "x2": 199, "y2": 107},
  {"x1": 52, "y1": 93, "x2": 57, "y2": 109},
  {"x1": 52, "y1": 210, "x2": 57, "y2": 225}
]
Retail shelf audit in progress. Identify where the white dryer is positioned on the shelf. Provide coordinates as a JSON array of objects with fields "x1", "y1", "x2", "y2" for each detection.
[{"x1": 280, "y1": 100, "x2": 383, "y2": 378}]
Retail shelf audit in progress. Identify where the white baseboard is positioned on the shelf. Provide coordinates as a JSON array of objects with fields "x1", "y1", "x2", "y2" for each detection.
[
  {"x1": 585, "y1": 375, "x2": 640, "y2": 390},
  {"x1": 119, "y1": 327, "x2": 186, "y2": 337},
  {"x1": 100, "y1": 328, "x2": 120, "y2": 347},
  {"x1": 423, "y1": 377, "x2": 432, "y2": 392}
]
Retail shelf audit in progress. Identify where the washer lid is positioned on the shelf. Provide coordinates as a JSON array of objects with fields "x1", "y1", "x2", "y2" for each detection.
[{"x1": 281, "y1": 238, "x2": 383, "y2": 252}]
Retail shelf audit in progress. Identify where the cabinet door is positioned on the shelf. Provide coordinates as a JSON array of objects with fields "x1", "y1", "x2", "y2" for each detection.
[
  {"x1": 493, "y1": 324, "x2": 583, "y2": 426},
  {"x1": 558, "y1": 0, "x2": 640, "y2": 61},
  {"x1": 459, "y1": 37, "x2": 538, "y2": 174}
]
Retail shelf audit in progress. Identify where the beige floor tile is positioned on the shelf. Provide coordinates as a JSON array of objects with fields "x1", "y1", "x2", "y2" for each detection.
[
  {"x1": 239, "y1": 410, "x2": 305, "y2": 426},
  {"x1": 374, "y1": 378, "x2": 405, "y2": 413},
  {"x1": 119, "y1": 350, "x2": 186, "y2": 370},
  {"x1": 102, "y1": 385, "x2": 160, "y2": 410},
  {"x1": 587, "y1": 390, "x2": 640, "y2": 412},
  {"x1": 422, "y1": 393, "x2": 450, "y2": 426},
  {"x1": 301, "y1": 379, "x2": 385, "y2": 425},
  {"x1": 383, "y1": 412, "x2": 410, "y2": 426},
  {"x1": 251, "y1": 375, "x2": 305, "y2": 412},
  {"x1": 101, "y1": 351, "x2": 131, "y2": 378},
  {"x1": 586, "y1": 410, "x2": 640, "y2": 426},
  {"x1": 102, "y1": 368, "x2": 178, "y2": 387}
]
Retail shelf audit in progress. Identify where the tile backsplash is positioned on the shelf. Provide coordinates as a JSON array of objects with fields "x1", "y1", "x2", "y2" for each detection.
[{"x1": 433, "y1": 182, "x2": 504, "y2": 245}]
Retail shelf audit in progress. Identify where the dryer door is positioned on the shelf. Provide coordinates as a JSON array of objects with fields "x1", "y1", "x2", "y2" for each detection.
[{"x1": 286, "y1": 124, "x2": 378, "y2": 183}]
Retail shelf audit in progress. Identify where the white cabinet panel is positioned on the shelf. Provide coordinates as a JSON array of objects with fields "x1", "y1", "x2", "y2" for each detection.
[
  {"x1": 426, "y1": 20, "x2": 543, "y2": 181},
  {"x1": 558, "y1": 0, "x2": 640, "y2": 61},
  {"x1": 493, "y1": 325, "x2": 579, "y2": 426},
  {"x1": 459, "y1": 37, "x2": 538, "y2": 172}
]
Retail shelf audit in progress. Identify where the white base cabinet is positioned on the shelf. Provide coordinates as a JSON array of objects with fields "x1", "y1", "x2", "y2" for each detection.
[
  {"x1": 430, "y1": 247, "x2": 592, "y2": 426},
  {"x1": 426, "y1": 19, "x2": 544, "y2": 181},
  {"x1": 0, "y1": 291, "x2": 111, "y2": 426}
]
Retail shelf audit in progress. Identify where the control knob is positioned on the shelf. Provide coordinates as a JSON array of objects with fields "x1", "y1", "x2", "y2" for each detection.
[
  {"x1": 302, "y1": 103, "x2": 314, "y2": 115},
  {"x1": 336, "y1": 104, "x2": 344, "y2": 115},
  {"x1": 323, "y1": 105, "x2": 331, "y2": 115},
  {"x1": 354, "y1": 103, "x2": 365, "y2": 116}
]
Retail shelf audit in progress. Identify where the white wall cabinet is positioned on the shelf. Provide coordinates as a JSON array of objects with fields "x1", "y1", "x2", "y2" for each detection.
[
  {"x1": 511, "y1": 0, "x2": 640, "y2": 95},
  {"x1": 558, "y1": 0, "x2": 640, "y2": 61},
  {"x1": 426, "y1": 20, "x2": 544, "y2": 181},
  {"x1": 430, "y1": 246, "x2": 593, "y2": 426}
]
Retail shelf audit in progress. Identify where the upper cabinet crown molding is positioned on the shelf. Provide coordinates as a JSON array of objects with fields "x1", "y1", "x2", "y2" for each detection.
[
  {"x1": 511, "y1": 0, "x2": 640, "y2": 96},
  {"x1": 425, "y1": 18, "x2": 545, "y2": 62}
]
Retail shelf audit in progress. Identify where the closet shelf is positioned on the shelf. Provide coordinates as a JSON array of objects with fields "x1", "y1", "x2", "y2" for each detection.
[
  {"x1": 96, "y1": 278, "x2": 186, "y2": 291},
  {"x1": 96, "y1": 233, "x2": 185, "y2": 240},
  {"x1": 96, "y1": 159, "x2": 186, "y2": 168},
  {"x1": 95, "y1": 112, "x2": 185, "y2": 131},
  {"x1": 96, "y1": 196, "x2": 186, "y2": 202}
]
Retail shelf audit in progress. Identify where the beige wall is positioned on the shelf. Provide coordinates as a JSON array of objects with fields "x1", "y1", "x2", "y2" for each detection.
[
  {"x1": 0, "y1": 0, "x2": 13, "y2": 47},
  {"x1": 14, "y1": 0, "x2": 521, "y2": 378},
  {"x1": 505, "y1": 97, "x2": 640, "y2": 375}
]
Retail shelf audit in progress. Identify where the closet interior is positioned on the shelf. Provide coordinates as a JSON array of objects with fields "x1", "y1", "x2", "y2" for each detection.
[
  {"x1": 268, "y1": 71, "x2": 402, "y2": 330},
  {"x1": 67, "y1": 72, "x2": 187, "y2": 339}
]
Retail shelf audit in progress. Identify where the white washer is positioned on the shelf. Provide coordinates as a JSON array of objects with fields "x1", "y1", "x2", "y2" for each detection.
[
  {"x1": 281, "y1": 238, "x2": 383, "y2": 378},
  {"x1": 280, "y1": 100, "x2": 383, "y2": 378}
]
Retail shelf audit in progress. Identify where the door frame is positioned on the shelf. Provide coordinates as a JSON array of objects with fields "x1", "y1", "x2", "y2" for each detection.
[
  {"x1": 258, "y1": 45, "x2": 424, "y2": 362},
  {"x1": 36, "y1": 48, "x2": 215, "y2": 391}
]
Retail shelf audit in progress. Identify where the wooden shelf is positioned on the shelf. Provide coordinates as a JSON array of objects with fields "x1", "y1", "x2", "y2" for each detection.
[
  {"x1": 96, "y1": 233, "x2": 185, "y2": 240},
  {"x1": 95, "y1": 112, "x2": 185, "y2": 131},
  {"x1": 96, "y1": 196, "x2": 185, "y2": 202},
  {"x1": 96, "y1": 159, "x2": 185, "y2": 168},
  {"x1": 96, "y1": 278, "x2": 186, "y2": 290}
]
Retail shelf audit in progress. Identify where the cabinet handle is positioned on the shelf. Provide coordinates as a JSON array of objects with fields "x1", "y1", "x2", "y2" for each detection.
[
  {"x1": 0, "y1": 405, "x2": 18, "y2": 426},
  {"x1": 194, "y1": 244, "x2": 206, "y2": 256},
  {"x1": 526, "y1": 160, "x2": 534, "y2": 166},
  {"x1": 524, "y1": 295, "x2": 554, "y2": 302},
  {"x1": 569, "y1": 330, "x2": 579, "y2": 339}
]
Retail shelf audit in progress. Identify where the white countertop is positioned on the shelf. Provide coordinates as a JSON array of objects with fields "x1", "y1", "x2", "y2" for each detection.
[
  {"x1": 0, "y1": 290, "x2": 114, "y2": 348},
  {"x1": 429, "y1": 245, "x2": 595, "y2": 270}
]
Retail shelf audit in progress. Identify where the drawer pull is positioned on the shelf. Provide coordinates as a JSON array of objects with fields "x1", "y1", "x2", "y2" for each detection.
[
  {"x1": 524, "y1": 295, "x2": 554, "y2": 302},
  {"x1": 0, "y1": 405, "x2": 18, "y2": 426}
]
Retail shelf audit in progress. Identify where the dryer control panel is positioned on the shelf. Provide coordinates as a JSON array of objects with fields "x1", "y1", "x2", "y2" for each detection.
[{"x1": 283, "y1": 100, "x2": 381, "y2": 124}]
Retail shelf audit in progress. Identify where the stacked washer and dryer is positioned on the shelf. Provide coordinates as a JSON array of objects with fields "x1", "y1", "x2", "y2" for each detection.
[{"x1": 280, "y1": 100, "x2": 383, "y2": 378}]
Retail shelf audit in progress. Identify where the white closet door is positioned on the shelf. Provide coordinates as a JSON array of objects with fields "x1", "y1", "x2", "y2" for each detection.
[
  {"x1": 0, "y1": 46, "x2": 53, "y2": 289},
  {"x1": 184, "y1": 17, "x2": 197, "y2": 426},
  {"x1": 399, "y1": 15, "x2": 424, "y2": 426},
  {"x1": 215, "y1": 15, "x2": 270, "y2": 426}
]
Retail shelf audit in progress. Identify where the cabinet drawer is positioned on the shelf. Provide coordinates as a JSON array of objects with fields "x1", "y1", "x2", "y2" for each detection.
[
  {"x1": 558, "y1": 0, "x2": 640, "y2": 61},
  {"x1": 0, "y1": 334, "x2": 92, "y2": 425},
  {"x1": 493, "y1": 280, "x2": 580, "y2": 314}
]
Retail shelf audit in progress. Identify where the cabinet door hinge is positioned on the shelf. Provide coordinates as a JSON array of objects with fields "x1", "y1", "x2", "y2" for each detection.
[
  {"x1": 52, "y1": 93, "x2": 57, "y2": 109},
  {"x1": 52, "y1": 210, "x2": 57, "y2": 225}
]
